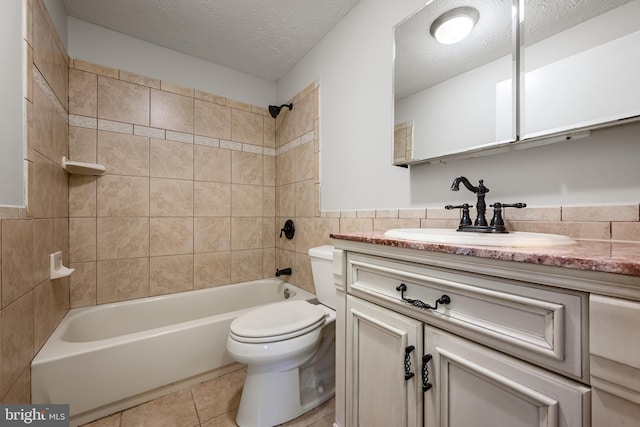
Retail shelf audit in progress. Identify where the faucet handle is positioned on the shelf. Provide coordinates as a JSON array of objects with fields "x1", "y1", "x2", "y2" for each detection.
[
  {"x1": 497, "y1": 203, "x2": 527, "y2": 209},
  {"x1": 445, "y1": 203, "x2": 473, "y2": 226}
]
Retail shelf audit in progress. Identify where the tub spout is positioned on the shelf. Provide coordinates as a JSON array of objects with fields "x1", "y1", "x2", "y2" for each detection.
[{"x1": 275, "y1": 268, "x2": 292, "y2": 277}]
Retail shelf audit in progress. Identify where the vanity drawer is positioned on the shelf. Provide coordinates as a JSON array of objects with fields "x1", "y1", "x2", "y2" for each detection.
[{"x1": 346, "y1": 252, "x2": 587, "y2": 380}]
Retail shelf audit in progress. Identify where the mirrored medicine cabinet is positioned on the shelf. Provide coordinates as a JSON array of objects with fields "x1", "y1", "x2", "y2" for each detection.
[{"x1": 393, "y1": 0, "x2": 640, "y2": 166}]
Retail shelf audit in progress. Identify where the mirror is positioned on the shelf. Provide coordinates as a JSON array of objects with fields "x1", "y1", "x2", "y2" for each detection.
[
  {"x1": 521, "y1": 0, "x2": 640, "y2": 138},
  {"x1": 393, "y1": 0, "x2": 516, "y2": 165}
]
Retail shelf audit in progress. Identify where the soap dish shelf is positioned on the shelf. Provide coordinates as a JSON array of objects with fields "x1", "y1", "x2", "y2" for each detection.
[{"x1": 62, "y1": 156, "x2": 106, "y2": 175}]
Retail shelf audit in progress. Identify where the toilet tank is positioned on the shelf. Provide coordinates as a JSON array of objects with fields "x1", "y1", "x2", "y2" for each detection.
[{"x1": 308, "y1": 245, "x2": 336, "y2": 309}]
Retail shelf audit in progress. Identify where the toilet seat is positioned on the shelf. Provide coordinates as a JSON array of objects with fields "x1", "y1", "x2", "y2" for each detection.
[{"x1": 229, "y1": 300, "x2": 327, "y2": 344}]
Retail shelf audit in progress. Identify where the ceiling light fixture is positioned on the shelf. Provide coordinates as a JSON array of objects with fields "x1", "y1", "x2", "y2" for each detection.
[{"x1": 430, "y1": 6, "x2": 479, "y2": 45}]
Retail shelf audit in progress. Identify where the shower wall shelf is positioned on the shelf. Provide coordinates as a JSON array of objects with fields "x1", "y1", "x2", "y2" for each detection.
[
  {"x1": 61, "y1": 156, "x2": 106, "y2": 175},
  {"x1": 50, "y1": 251, "x2": 74, "y2": 280}
]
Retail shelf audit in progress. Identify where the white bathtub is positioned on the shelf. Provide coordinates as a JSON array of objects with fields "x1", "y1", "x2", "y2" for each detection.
[{"x1": 32, "y1": 279, "x2": 316, "y2": 425}]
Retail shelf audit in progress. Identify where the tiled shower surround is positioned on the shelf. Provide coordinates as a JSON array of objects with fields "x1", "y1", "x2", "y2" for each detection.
[{"x1": 67, "y1": 59, "x2": 326, "y2": 306}]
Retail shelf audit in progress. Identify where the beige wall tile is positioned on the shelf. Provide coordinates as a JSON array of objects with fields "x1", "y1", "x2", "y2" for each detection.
[
  {"x1": 264, "y1": 116, "x2": 276, "y2": 149},
  {"x1": 296, "y1": 180, "x2": 315, "y2": 218},
  {"x1": 194, "y1": 145, "x2": 231, "y2": 183},
  {"x1": 374, "y1": 218, "x2": 421, "y2": 232},
  {"x1": 69, "y1": 262, "x2": 97, "y2": 308},
  {"x1": 504, "y1": 207, "x2": 561, "y2": 222},
  {"x1": 562, "y1": 205, "x2": 639, "y2": 222},
  {"x1": 276, "y1": 183, "x2": 296, "y2": 218},
  {"x1": 150, "y1": 139, "x2": 193, "y2": 180},
  {"x1": 150, "y1": 89, "x2": 194, "y2": 133},
  {"x1": 426, "y1": 207, "x2": 460, "y2": 220},
  {"x1": 231, "y1": 218, "x2": 263, "y2": 250},
  {"x1": 97, "y1": 175, "x2": 149, "y2": 217},
  {"x1": 52, "y1": 106, "x2": 68, "y2": 167},
  {"x1": 195, "y1": 90, "x2": 225, "y2": 105},
  {"x1": 52, "y1": 166, "x2": 68, "y2": 218},
  {"x1": 120, "y1": 70, "x2": 160, "y2": 89},
  {"x1": 421, "y1": 218, "x2": 460, "y2": 229},
  {"x1": 231, "y1": 151, "x2": 263, "y2": 185},
  {"x1": 150, "y1": 217, "x2": 193, "y2": 256},
  {"x1": 231, "y1": 249, "x2": 263, "y2": 284},
  {"x1": 69, "y1": 126, "x2": 97, "y2": 163},
  {"x1": 194, "y1": 218, "x2": 231, "y2": 253},
  {"x1": 150, "y1": 178, "x2": 193, "y2": 217},
  {"x1": 294, "y1": 141, "x2": 314, "y2": 182},
  {"x1": 97, "y1": 218, "x2": 149, "y2": 260},
  {"x1": 1, "y1": 220, "x2": 35, "y2": 308},
  {"x1": 69, "y1": 218, "x2": 97, "y2": 263},
  {"x1": 2, "y1": 294, "x2": 34, "y2": 392},
  {"x1": 507, "y1": 220, "x2": 611, "y2": 239},
  {"x1": 263, "y1": 186, "x2": 275, "y2": 217},
  {"x1": 194, "y1": 252, "x2": 231, "y2": 289},
  {"x1": 276, "y1": 149, "x2": 295, "y2": 186},
  {"x1": 28, "y1": 82, "x2": 53, "y2": 161},
  {"x1": 612, "y1": 222, "x2": 640, "y2": 241},
  {"x1": 97, "y1": 258, "x2": 149, "y2": 304},
  {"x1": 32, "y1": 219, "x2": 53, "y2": 286},
  {"x1": 69, "y1": 68, "x2": 97, "y2": 117},
  {"x1": 195, "y1": 99, "x2": 231, "y2": 139},
  {"x1": 194, "y1": 182, "x2": 231, "y2": 217},
  {"x1": 28, "y1": 151, "x2": 53, "y2": 219},
  {"x1": 160, "y1": 81, "x2": 194, "y2": 97},
  {"x1": 232, "y1": 109, "x2": 263, "y2": 145},
  {"x1": 33, "y1": 0, "x2": 67, "y2": 107},
  {"x1": 97, "y1": 131, "x2": 150, "y2": 176},
  {"x1": 72, "y1": 59, "x2": 119, "y2": 78},
  {"x1": 69, "y1": 175, "x2": 97, "y2": 217},
  {"x1": 295, "y1": 91, "x2": 315, "y2": 137},
  {"x1": 150, "y1": 254, "x2": 194, "y2": 295},
  {"x1": 53, "y1": 218, "x2": 69, "y2": 265},
  {"x1": 276, "y1": 107, "x2": 295, "y2": 148},
  {"x1": 191, "y1": 368, "x2": 245, "y2": 423},
  {"x1": 33, "y1": 278, "x2": 68, "y2": 352},
  {"x1": 339, "y1": 217, "x2": 373, "y2": 233},
  {"x1": 399, "y1": 208, "x2": 427, "y2": 219},
  {"x1": 98, "y1": 76, "x2": 150, "y2": 126},
  {"x1": 264, "y1": 155, "x2": 276, "y2": 187},
  {"x1": 2, "y1": 367, "x2": 32, "y2": 405},
  {"x1": 231, "y1": 184, "x2": 263, "y2": 217}
]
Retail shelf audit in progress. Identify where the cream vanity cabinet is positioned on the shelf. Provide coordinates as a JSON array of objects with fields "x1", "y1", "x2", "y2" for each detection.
[{"x1": 333, "y1": 241, "x2": 639, "y2": 427}]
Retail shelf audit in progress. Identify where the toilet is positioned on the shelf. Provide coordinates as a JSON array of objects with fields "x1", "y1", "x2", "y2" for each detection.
[{"x1": 226, "y1": 245, "x2": 336, "y2": 427}]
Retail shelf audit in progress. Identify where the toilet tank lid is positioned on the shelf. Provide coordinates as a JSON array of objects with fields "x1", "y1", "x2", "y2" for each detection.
[{"x1": 308, "y1": 245, "x2": 333, "y2": 260}]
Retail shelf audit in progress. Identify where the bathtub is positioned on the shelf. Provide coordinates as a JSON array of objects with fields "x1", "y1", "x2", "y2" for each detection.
[{"x1": 32, "y1": 279, "x2": 316, "y2": 425}]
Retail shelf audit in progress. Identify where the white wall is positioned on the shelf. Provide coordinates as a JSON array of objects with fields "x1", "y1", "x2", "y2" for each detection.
[
  {"x1": 277, "y1": 0, "x2": 640, "y2": 210},
  {"x1": 67, "y1": 17, "x2": 276, "y2": 107},
  {"x1": 0, "y1": 0, "x2": 25, "y2": 207}
]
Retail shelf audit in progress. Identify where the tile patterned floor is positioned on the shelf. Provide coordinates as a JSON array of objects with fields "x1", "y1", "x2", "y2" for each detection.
[{"x1": 82, "y1": 367, "x2": 335, "y2": 427}]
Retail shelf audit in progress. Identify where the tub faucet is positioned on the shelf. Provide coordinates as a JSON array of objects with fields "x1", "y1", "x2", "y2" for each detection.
[
  {"x1": 451, "y1": 177, "x2": 489, "y2": 227},
  {"x1": 275, "y1": 268, "x2": 292, "y2": 277}
]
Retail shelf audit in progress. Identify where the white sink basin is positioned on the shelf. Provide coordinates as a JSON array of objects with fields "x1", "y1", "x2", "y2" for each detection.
[{"x1": 383, "y1": 228, "x2": 577, "y2": 248}]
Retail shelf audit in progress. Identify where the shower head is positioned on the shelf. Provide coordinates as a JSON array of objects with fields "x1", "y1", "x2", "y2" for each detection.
[{"x1": 268, "y1": 103, "x2": 293, "y2": 119}]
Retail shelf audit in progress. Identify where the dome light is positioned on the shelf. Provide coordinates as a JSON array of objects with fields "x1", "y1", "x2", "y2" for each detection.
[{"x1": 430, "y1": 7, "x2": 479, "y2": 45}]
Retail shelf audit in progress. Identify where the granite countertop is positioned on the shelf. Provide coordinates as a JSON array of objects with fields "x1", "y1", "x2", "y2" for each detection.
[{"x1": 330, "y1": 232, "x2": 640, "y2": 277}]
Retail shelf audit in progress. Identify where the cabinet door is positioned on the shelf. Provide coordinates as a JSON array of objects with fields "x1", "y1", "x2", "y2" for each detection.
[
  {"x1": 423, "y1": 325, "x2": 590, "y2": 427},
  {"x1": 346, "y1": 295, "x2": 423, "y2": 427}
]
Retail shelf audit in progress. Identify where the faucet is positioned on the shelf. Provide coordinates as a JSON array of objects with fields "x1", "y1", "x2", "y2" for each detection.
[
  {"x1": 451, "y1": 177, "x2": 489, "y2": 227},
  {"x1": 447, "y1": 177, "x2": 526, "y2": 233},
  {"x1": 275, "y1": 268, "x2": 292, "y2": 277}
]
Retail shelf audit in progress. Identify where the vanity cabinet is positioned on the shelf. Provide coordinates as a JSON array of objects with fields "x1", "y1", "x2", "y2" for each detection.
[{"x1": 333, "y1": 240, "x2": 640, "y2": 427}]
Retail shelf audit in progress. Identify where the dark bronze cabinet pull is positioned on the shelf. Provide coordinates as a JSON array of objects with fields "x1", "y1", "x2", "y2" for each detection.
[
  {"x1": 395, "y1": 284, "x2": 451, "y2": 311},
  {"x1": 422, "y1": 354, "x2": 433, "y2": 392},
  {"x1": 404, "y1": 345, "x2": 415, "y2": 380}
]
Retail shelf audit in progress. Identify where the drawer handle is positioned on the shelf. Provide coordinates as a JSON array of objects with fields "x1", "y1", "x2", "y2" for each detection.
[
  {"x1": 422, "y1": 354, "x2": 433, "y2": 392},
  {"x1": 395, "y1": 283, "x2": 451, "y2": 311},
  {"x1": 404, "y1": 345, "x2": 415, "y2": 380}
]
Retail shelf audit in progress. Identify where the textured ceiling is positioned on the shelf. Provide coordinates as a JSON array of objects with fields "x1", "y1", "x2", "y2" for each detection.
[
  {"x1": 395, "y1": 0, "x2": 633, "y2": 101},
  {"x1": 61, "y1": 0, "x2": 361, "y2": 82}
]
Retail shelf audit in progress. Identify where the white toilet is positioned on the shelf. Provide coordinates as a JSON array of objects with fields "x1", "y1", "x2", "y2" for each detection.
[{"x1": 226, "y1": 245, "x2": 336, "y2": 427}]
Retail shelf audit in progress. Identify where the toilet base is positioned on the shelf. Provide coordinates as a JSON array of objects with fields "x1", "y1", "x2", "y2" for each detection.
[{"x1": 235, "y1": 327, "x2": 335, "y2": 427}]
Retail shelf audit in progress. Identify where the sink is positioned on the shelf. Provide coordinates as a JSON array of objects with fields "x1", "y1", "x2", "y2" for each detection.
[{"x1": 383, "y1": 228, "x2": 577, "y2": 248}]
